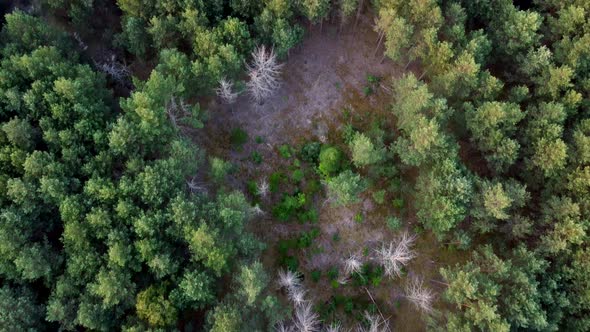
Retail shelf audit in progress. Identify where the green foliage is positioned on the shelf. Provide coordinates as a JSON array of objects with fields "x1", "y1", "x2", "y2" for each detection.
[
  {"x1": 386, "y1": 216, "x2": 402, "y2": 231},
  {"x1": 318, "y1": 146, "x2": 343, "y2": 176},
  {"x1": 291, "y1": 169, "x2": 305, "y2": 183},
  {"x1": 465, "y1": 101, "x2": 525, "y2": 173},
  {"x1": 310, "y1": 270, "x2": 322, "y2": 282},
  {"x1": 300, "y1": 141, "x2": 322, "y2": 164},
  {"x1": 372, "y1": 190, "x2": 386, "y2": 204},
  {"x1": 0, "y1": 13, "x2": 264, "y2": 331},
  {"x1": 278, "y1": 144, "x2": 293, "y2": 158},
  {"x1": 272, "y1": 192, "x2": 307, "y2": 221},
  {"x1": 230, "y1": 128, "x2": 248, "y2": 148},
  {"x1": 251, "y1": 151, "x2": 263, "y2": 164},
  {"x1": 326, "y1": 170, "x2": 368, "y2": 206},
  {"x1": 210, "y1": 157, "x2": 232, "y2": 183},
  {"x1": 349, "y1": 132, "x2": 384, "y2": 167},
  {"x1": 269, "y1": 172, "x2": 285, "y2": 193}
]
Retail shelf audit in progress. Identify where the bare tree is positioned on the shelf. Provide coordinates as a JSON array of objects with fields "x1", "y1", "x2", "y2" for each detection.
[
  {"x1": 357, "y1": 312, "x2": 389, "y2": 332},
  {"x1": 186, "y1": 176, "x2": 207, "y2": 194},
  {"x1": 325, "y1": 322, "x2": 343, "y2": 332},
  {"x1": 251, "y1": 204, "x2": 265, "y2": 216},
  {"x1": 343, "y1": 253, "x2": 363, "y2": 275},
  {"x1": 275, "y1": 321, "x2": 294, "y2": 332},
  {"x1": 288, "y1": 287, "x2": 307, "y2": 307},
  {"x1": 374, "y1": 231, "x2": 416, "y2": 278},
  {"x1": 247, "y1": 45, "x2": 283, "y2": 103},
  {"x1": 216, "y1": 78, "x2": 238, "y2": 104},
  {"x1": 258, "y1": 179, "x2": 270, "y2": 198},
  {"x1": 166, "y1": 96, "x2": 197, "y2": 132},
  {"x1": 278, "y1": 269, "x2": 302, "y2": 291},
  {"x1": 94, "y1": 54, "x2": 131, "y2": 87},
  {"x1": 294, "y1": 303, "x2": 320, "y2": 332},
  {"x1": 405, "y1": 277, "x2": 435, "y2": 314}
]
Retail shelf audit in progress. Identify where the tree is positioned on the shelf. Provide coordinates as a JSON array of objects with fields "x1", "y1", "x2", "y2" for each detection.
[
  {"x1": 415, "y1": 158, "x2": 472, "y2": 239},
  {"x1": 299, "y1": 0, "x2": 330, "y2": 28},
  {"x1": 318, "y1": 146, "x2": 343, "y2": 176},
  {"x1": 471, "y1": 179, "x2": 528, "y2": 234},
  {"x1": 0, "y1": 285, "x2": 44, "y2": 330},
  {"x1": 465, "y1": 101, "x2": 524, "y2": 173},
  {"x1": 237, "y1": 261, "x2": 269, "y2": 306},
  {"x1": 391, "y1": 74, "x2": 450, "y2": 167},
  {"x1": 349, "y1": 132, "x2": 384, "y2": 167},
  {"x1": 326, "y1": 170, "x2": 367, "y2": 206},
  {"x1": 441, "y1": 245, "x2": 548, "y2": 331}
]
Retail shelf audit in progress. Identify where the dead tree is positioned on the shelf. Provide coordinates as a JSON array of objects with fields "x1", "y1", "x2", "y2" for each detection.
[
  {"x1": 257, "y1": 179, "x2": 269, "y2": 199},
  {"x1": 343, "y1": 253, "x2": 363, "y2": 275},
  {"x1": 216, "y1": 78, "x2": 238, "y2": 104},
  {"x1": 405, "y1": 277, "x2": 435, "y2": 313},
  {"x1": 247, "y1": 45, "x2": 283, "y2": 104},
  {"x1": 293, "y1": 303, "x2": 320, "y2": 332},
  {"x1": 277, "y1": 269, "x2": 302, "y2": 291},
  {"x1": 94, "y1": 54, "x2": 131, "y2": 87},
  {"x1": 374, "y1": 231, "x2": 416, "y2": 278},
  {"x1": 166, "y1": 96, "x2": 196, "y2": 133}
]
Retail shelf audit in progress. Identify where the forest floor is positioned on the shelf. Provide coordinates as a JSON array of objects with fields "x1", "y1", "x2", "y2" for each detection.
[{"x1": 197, "y1": 15, "x2": 465, "y2": 331}]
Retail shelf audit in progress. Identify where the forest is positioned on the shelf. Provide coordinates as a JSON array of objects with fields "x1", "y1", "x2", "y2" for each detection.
[{"x1": 0, "y1": 0, "x2": 589, "y2": 331}]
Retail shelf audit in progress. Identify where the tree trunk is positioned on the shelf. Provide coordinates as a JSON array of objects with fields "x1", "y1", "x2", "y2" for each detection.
[
  {"x1": 353, "y1": 0, "x2": 364, "y2": 33},
  {"x1": 373, "y1": 32, "x2": 384, "y2": 57},
  {"x1": 418, "y1": 70, "x2": 428, "y2": 80}
]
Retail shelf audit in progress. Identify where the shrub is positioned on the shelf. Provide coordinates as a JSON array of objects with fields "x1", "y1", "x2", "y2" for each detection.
[
  {"x1": 386, "y1": 216, "x2": 402, "y2": 231},
  {"x1": 318, "y1": 146, "x2": 343, "y2": 176},
  {"x1": 230, "y1": 128, "x2": 248, "y2": 148},
  {"x1": 392, "y1": 198, "x2": 404, "y2": 210},
  {"x1": 269, "y1": 172, "x2": 285, "y2": 193},
  {"x1": 300, "y1": 141, "x2": 322, "y2": 163},
  {"x1": 251, "y1": 151, "x2": 262, "y2": 164},
  {"x1": 354, "y1": 213, "x2": 363, "y2": 224},
  {"x1": 210, "y1": 157, "x2": 232, "y2": 183},
  {"x1": 255, "y1": 136, "x2": 264, "y2": 144},
  {"x1": 291, "y1": 169, "x2": 304, "y2": 182},
  {"x1": 272, "y1": 193, "x2": 307, "y2": 221},
  {"x1": 297, "y1": 228, "x2": 319, "y2": 248},
  {"x1": 372, "y1": 190, "x2": 386, "y2": 204},
  {"x1": 310, "y1": 270, "x2": 321, "y2": 282},
  {"x1": 278, "y1": 144, "x2": 293, "y2": 158}
]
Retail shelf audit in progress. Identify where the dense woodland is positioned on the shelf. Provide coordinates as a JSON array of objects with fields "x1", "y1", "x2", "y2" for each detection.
[{"x1": 1, "y1": 0, "x2": 590, "y2": 331}]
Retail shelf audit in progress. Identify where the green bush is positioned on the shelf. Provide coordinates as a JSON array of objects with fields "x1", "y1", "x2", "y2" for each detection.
[
  {"x1": 354, "y1": 213, "x2": 363, "y2": 224},
  {"x1": 372, "y1": 190, "x2": 386, "y2": 204},
  {"x1": 278, "y1": 144, "x2": 293, "y2": 158},
  {"x1": 291, "y1": 169, "x2": 304, "y2": 182},
  {"x1": 311, "y1": 270, "x2": 322, "y2": 282},
  {"x1": 318, "y1": 146, "x2": 343, "y2": 176},
  {"x1": 300, "y1": 141, "x2": 322, "y2": 163},
  {"x1": 392, "y1": 198, "x2": 404, "y2": 210},
  {"x1": 230, "y1": 128, "x2": 248, "y2": 148},
  {"x1": 251, "y1": 151, "x2": 262, "y2": 164},
  {"x1": 386, "y1": 216, "x2": 402, "y2": 230},
  {"x1": 269, "y1": 172, "x2": 285, "y2": 193},
  {"x1": 272, "y1": 193, "x2": 307, "y2": 221}
]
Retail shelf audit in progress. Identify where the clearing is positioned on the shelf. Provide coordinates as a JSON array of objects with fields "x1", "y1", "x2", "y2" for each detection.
[{"x1": 197, "y1": 14, "x2": 464, "y2": 331}]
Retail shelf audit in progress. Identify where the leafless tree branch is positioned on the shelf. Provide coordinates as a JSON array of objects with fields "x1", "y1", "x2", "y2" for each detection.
[{"x1": 247, "y1": 45, "x2": 283, "y2": 103}]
